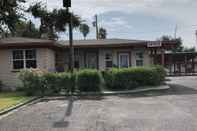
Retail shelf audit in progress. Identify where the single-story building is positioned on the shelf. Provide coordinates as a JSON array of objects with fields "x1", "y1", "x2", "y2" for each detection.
[
  {"x1": 0, "y1": 37, "x2": 177, "y2": 89},
  {"x1": 154, "y1": 52, "x2": 197, "y2": 76}
]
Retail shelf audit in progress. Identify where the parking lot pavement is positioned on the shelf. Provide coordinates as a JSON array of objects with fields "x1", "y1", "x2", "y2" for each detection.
[
  {"x1": 167, "y1": 76, "x2": 197, "y2": 89},
  {"x1": 1, "y1": 76, "x2": 197, "y2": 131}
]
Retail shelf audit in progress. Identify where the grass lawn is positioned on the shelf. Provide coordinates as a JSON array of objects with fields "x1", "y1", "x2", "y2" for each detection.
[{"x1": 0, "y1": 92, "x2": 32, "y2": 112}]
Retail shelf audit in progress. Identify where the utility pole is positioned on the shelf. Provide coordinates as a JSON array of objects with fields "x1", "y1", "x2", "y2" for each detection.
[
  {"x1": 174, "y1": 24, "x2": 178, "y2": 39},
  {"x1": 195, "y1": 30, "x2": 197, "y2": 45},
  {"x1": 63, "y1": 0, "x2": 74, "y2": 72},
  {"x1": 45, "y1": 0, "x2": 48, "y2": 10},
  {"x1": 93, "y1": 14, "x2": 99, "y2": 39}
]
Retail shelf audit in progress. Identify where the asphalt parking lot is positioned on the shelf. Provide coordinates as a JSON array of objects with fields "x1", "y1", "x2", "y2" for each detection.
[{"x1": 1, "y1": 76, "x2": 197, "y2": 131}]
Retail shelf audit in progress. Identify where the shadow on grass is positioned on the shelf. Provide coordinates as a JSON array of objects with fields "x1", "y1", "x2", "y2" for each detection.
[{"x1": 117, "y1": 84, "x2": 197, "y2": 98}]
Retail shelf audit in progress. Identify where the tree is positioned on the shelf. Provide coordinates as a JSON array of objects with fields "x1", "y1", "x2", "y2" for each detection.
[
  {"x1": 0, "y1": 0, "x2": 26, "y2": 36},
  {"x1": 27, "y1": 2, "x2": 81, "y2": 40},
  {"x1": 14, "y1": 20, "x2": 41, "y2": 38},
  {"x1": 160, "y1": 35, "x2": 183, "y2": 52},
  {"x1": 160, "y1": 35, "x2": 196, "y2": 52},
  {"x1": 98, "y1": 27, "x2": 107, "y2": 39},
  {"x1": 79, "y1": 24, "x2": 90, "y2": 40},
  {"x1": 183, "y1": 47, "x2": 196, "y2": 52}
]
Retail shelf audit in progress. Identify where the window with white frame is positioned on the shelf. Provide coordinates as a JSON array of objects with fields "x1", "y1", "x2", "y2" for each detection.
[
  {"x1": 136, "y1": 51, "x2": 144, "y2": 66},
  {"x1": 105, "y1": 53, "x2": 113, "y2": 68},
  {"x1": 12, "y1": 49, "x2": 37, "y2": 70}
]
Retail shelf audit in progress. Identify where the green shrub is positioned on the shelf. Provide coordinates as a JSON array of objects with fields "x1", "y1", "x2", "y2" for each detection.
[
  {"x1": 102, "y1": 66, "x2": 166, "y2": 91},
  {"x1": 18, "y1": 66, "x2": 166, "y2": 95},
  {"x1": 77, "y1": 69, "x2": 102, "y2": 92},
  {"x1": 153, "y1": 65, "x2": 166, "y2": 83},
  {"x1": 18, "y1": 69, "x2": 46, "y2": 96},
  {"x1": 19, "y1": 69, "x2": 76, "y2": 96},
  {"x1": 43, "y1": 73, "x2": 61, "y2": 95},
  {"x1": 102, "y1": 70, "x2": 114, "y2": 89},
  {"x1": 0, "y1": 80, "x2": 2, "y2": 92},
  {"x1": 57, "y1": 72, "x2": 75, "y2": 93},
  {"x1": 112, "y1": 68, "x2": 139, "y2": 90}
]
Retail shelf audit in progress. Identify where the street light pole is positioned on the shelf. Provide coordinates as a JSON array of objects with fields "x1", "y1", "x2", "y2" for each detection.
[
  {"x1": 63, "y1": 0, "x2": 74, "y2": 73},
  {"x1": 95, "y1": 15, "x2": 99, "y2": 40},
  {"x1": 68, "y1": 8, "x2": 74, "y2": 73}
]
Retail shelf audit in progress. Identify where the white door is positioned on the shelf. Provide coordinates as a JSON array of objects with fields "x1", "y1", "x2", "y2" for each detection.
[{"x1": 119, "y1": 53, "x2": 129, "y2": 68}]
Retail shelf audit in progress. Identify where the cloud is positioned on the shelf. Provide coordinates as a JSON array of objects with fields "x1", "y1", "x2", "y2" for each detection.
[
  {"x1": 28, "y1": 0, "x2": 197, "y2": 25},
  {"x1": 27, "y1": 0, "x2": 197, "y2": 47}
]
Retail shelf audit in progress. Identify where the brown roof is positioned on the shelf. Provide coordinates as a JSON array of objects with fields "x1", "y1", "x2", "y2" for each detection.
[
  {"x1": 58, "y1": 39, "x2": 149, "y2": 47},
  {"x1": 0, "y1": 37, "x2": 54, "y2": 44},
  {"x1": 0, "y1": 37, "x2": 177, "y2": 49},
  {"x1": 59, "y1": 39, "x2": 177, "y2": 48},
  {"x1": 0, "y1": 37, "x2": 57, "y2": 48}
]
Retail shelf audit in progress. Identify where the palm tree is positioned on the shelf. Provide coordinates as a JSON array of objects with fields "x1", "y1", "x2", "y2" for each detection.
[
  {"x1": 79, "y1": 24, "x2": 90, "y2": 40},
  {"x1": 14, "y1": 20, "x2": 41, "y2": 38},
  {"x1": 27, "y1": 2, "x2": 81, "y2": 40},
  {"x1": 98, "y1": 27, "x2": 107, "y2": 39}
]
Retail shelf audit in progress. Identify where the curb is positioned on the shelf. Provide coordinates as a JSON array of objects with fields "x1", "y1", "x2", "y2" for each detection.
[
  {"x1": 77, "y1": 85, "x2": 170, "y2": 96},
  {"x1": 0, "y1": 97, "x2": 41, "y2": 116},
  {"x1": 42, "y1": 85, "x2": 170, "y2": 100},
  {"x1": 0, "y1": 85, "x2": 170, "y2": 116},
  {"x1": 103, "y1": 85, "x2": 169, "y2": 95}
]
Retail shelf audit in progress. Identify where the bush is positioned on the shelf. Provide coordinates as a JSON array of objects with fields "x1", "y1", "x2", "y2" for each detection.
[
  {"x1": 19, "y1": 69, "x2": 76, "y2": 96},
  {"x1": 43, "y1": 73, "x2": 61, "y2": 95},
  {"x1": 44, "y1": 72, "x2": 76, "y2": 94},
  {"x1": 102, "y1": 66, "x2": 166, "y2": 91},
  {"x1": 77, "y1": 69, "x2": 102, "y2": 92},
  {"x1": 18, "y1": 66, "x2": 166, "y2": 95},
  {"x1": 102, "y1": 70, "x2": 114, "y2": 89},
  {"x1": 0, "y1": 80, "x2": 2, "y2": 92},
  {"x1": 103, "y1": 68, "x2": 139, "y2": 90},
  {"x1": 18, "y1": 69, "x2": 47, "y2": 96},
  {"x1": 153, "y1": 65, "x2": 166, "y2": 83}
]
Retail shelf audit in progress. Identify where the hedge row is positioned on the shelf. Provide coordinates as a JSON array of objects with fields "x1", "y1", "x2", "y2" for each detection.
[
  {"x1": 77, "y1": 70, "x2": 102, "y2": 92},
  {"x1": 18, "y1": 69, "x2": 102, "y2": 96},
  {"x1": 18, "y1": 66, "x2": 166, "y2": 96},
  {"x1": 0, "y1": 80, "x2": 2, "y2": 92},
  {"x1": 102, "y1": 65, "x2": 166, "y2": 90}
]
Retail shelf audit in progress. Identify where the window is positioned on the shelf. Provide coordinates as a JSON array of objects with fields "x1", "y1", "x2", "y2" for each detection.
[
  {"x1": 86, "y1": 52, "x2": 98, "y2": 69},
  {"x1": 12, "y1": 49, "x2": 37, "y2": 70},
  {"x1": 74, "y1": 61, "x2": 79, "y2": 69},
  {"x1": 119, "y1": 53, "x2": 129, "y2": 68},
  {"x1": 25, "y1": 50, "x2": 36, "y2": 68},
  {"x1": 136, "y1": 52, "x2": 144, "y2": 66},
  {"x1": 105, "y1": 53, "x2": 113, "y2": 68}
]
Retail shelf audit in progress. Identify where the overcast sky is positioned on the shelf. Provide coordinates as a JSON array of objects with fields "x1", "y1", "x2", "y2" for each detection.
[{"x1": 27, "y1": 0, "x2": 197, "y2": 47}]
